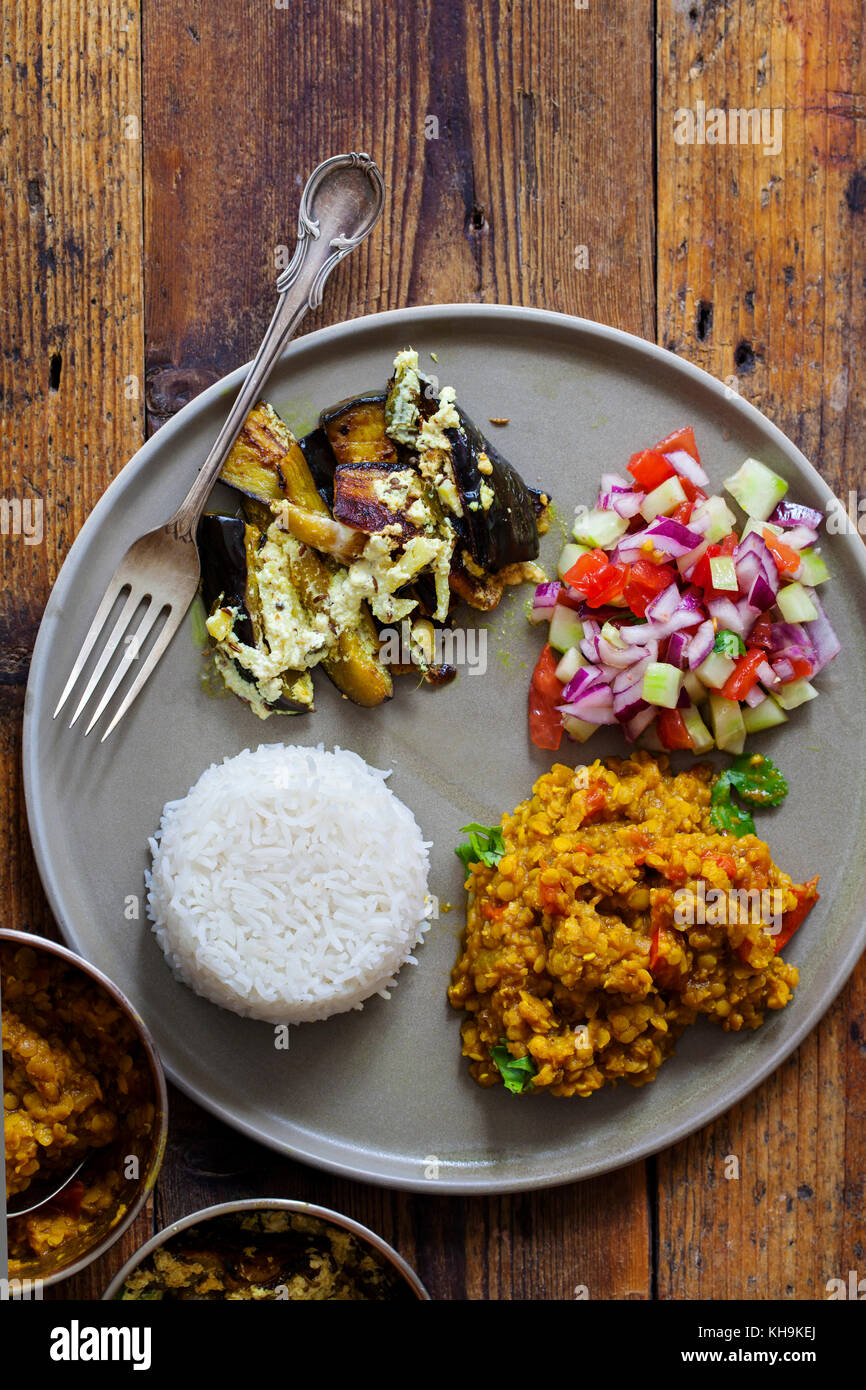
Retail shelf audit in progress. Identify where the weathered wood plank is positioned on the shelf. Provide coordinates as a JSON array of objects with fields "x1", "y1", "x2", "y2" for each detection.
[
  {"x1": 0, "y1": 0, "x2": 146, "y2": 1299},
  {"x1": 656, "y1": 0, "x2": 866, "y2": 1299},
  {"x1": 138, "y1": 0, "x2": 656, "y2": 1300}
]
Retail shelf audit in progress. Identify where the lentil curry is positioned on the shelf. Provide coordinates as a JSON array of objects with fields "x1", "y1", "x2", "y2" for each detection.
[
  {"x1": 3, "y1": 942, "x2": 157, "y2": 1272},
  {"x1": 449, "y1": 752, "x2": 817, "y2": 1097}
]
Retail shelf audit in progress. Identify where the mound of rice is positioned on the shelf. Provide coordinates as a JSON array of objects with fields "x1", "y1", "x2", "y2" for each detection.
[{"x1": 146, "y1": 743, "x2": 432, "y2": 1024}]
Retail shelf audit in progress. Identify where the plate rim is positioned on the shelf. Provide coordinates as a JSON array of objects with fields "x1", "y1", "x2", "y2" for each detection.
[{"x1": 21, "y1": 301, "x2": 866, "y2": 1194}]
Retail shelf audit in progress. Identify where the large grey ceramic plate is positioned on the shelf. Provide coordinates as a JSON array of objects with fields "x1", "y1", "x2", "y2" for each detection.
[{"x1": 23, "y1": 304, "x2": 866, "y2": 1193}]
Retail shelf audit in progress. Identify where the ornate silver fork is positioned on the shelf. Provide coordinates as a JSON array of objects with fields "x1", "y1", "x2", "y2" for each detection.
[{"x1": 53, "y1": 152, "x2": 384, "y2": 741}]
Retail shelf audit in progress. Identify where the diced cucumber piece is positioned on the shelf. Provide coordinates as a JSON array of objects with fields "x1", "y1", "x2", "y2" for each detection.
[
  {"x1": 642, "y1": 661, "x2": 683, "y2": 709},
  {"x1": 682, "y1": 670, "x2": 707, "y2": 704},
  {"x1": 742, "y1": 693, "x2": 789, "y2": 733},
  {"x1": 724, "y1": 457, "x2": 789, "y2": 522},
  {"x1": 640, "y1": 475, "x2": 687, "y2": 523},
  {"x1": 708, "y1": 692, "x2": 746, "y2": 754},
  {"x1": 554, "y1": 646, "x2": 588, "y2": 683},
  {"x1": 776, "y1": 581, "x2": 819, "y2": 623},
  {"x1": 798, "y1": 547, "x2": 830, "y2": 586},
  {"x1": 741, "y1": 517, "x2": 783, "y2": 543},
  {"x1": 572, "y1": 506, "x2": 629, "y2": 549},
  {"x1": 562, "y1": 713, "x2": 599, "y2": 744},
  {"x1": 600, "y1": 621, "x2": 627, "y2": 649},
  {"x1": 558, "y1": 542, "x2": 591, "y2": 579},
  {"x1": 549, "y1": 605, "x2": 585, "y2": 654},
  {"x1": 709, "y1": 555, "x2": 738, "y2": 591},
  {"x1": 691, "y1": 494, "x2": 737, "y2": 543},
  {"x1": 695, "y1": 650, "x2": 737, "y2": 690},
  {"x1": 680, "y1": 703, "x2": 715, "y2": 754},
  {"x1": 774, "y1": 677, "x2": 818, "y2": 711}
]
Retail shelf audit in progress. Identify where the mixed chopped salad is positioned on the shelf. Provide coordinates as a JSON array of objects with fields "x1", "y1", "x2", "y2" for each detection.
[{"x1": 528, "y1": 427, "x2": 840, "y2": 753}]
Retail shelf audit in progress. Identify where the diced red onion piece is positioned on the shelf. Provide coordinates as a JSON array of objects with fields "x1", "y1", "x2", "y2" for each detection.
[
  {"x1": 780, "y1": 524, "x2": 819, "y2": 550},
  {"x1": 744, "y1": 686, "x2": 766, "y2": 709},
  {"x1": 530, "y1": 581, "x2": 561, "y2": 623},
  {"x1": 645, "y1": 581, "x2": 682, "y2": 624},
  {"x1": 802, "y1": 587, "x2": 840, "y2": 673},
  {"x1": 666, "y1": 630, "x2": 691, "y2": 669},
  {"x1": 757, "y1": 659, "x2": 780, "y2": 690},
  {"x1": 688, "y1": 618, "x2": 715, "y2": 670},
  {"x1": 707, "y1": 596, "x2": 758, "y2": 640},
  {"x1": 611, "y1": 490, "x2": 646, "y2": 519},
  {"x1": 770, "y1": 499, "x2": 823, "y2": 530},
  {"x1": 561, "y1": 666, "x2": 605, "y2": 703},
  {"x1": 663, "y1": 447, "x2": 709, "y2": 488},
  {"x1": 596, "y1": 636, "x2": 646, "y2": 669},
  {"x1": 624, "y1": 706, "x2": 657, "y2": 741},
  {"x1": 747, "y1": 572, "x2": 777, "y2": 612}
]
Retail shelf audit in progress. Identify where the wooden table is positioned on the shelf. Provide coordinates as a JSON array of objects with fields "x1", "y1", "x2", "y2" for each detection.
[{"x1": 2, "y1": 0, "x2": 864, "y2": 1301}]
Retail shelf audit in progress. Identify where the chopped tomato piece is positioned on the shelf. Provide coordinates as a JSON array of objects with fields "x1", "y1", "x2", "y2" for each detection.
[
  {"x1": 564, "y1": 550, "x2": 627, "y2": 607},
  {"x1": 691, "y1": 545, "x2": 720, "y2": 591},
  {"x1": 720, "y1": 648, "x2": 766, "y2": 700},
  {"x1": 563, "y1": 548, "x2": 608, "y2": 593},
  {"x1": 528, "y1": 645, "x2": 563, "y2": 750},
  {"x1": 762, "y1": 527, "x2": 801, "y2": 575},
  {"x1": 480, "y1": 900, "x2": 507, "y2": 921},
  {"x1": 774, "y1": 876, "x2": 820, "y2": 953},
  {"x1": 623, "y1": 558, "x2": 677, "y2": 617},
  {"x1": 654, "y1": 425, "x2": 701, "y2": 466},
  {"x1": 670, "y1": 500, "x2": 694, "y2": 525},
  {"x1": 781, "y1": 655, "x2": 814, "y2": 682},
  {"x1": 627, "y1": 449, "x2": 675, "y2": 492},
  {"x1": 583, "y1": 787, "x2": 607, "y2": 818},
  {"x1": 748, "y1": 613, "x2": 773, "y2": 649},
  {"x1": 691, "y1": 533, "x2": 738, "y2": 594},
  {"x1": 649, "y1": 925, "x2": 684, "y2": 985},
  {"x1": 703, "y1": 851, "x2": 737, "y2": 880},
  {"x1": 657, "y1": 708, "x2": 695, "y2": 750},
  {"x1": 679, "y1": 477, "x2": 708, "y2": 505}
]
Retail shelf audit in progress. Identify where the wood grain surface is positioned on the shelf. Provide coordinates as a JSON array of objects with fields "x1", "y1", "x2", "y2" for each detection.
[{"x1": 1, "y1": 0, "x2": 862, "y2": 1301}]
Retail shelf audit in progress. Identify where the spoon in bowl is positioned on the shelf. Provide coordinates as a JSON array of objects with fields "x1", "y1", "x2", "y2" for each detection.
[{"x1": 7, "y1": 1155, "x2": 89, "y2": 1219}]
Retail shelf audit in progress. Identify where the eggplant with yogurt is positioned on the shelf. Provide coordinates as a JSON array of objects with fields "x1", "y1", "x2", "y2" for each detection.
[{"x1": 197, "y1": 348, "x2": 549, "y2": 718}]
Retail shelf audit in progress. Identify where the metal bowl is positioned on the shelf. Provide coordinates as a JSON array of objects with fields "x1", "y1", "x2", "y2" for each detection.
[
  {"x1": 2, "y1": 928, "x2": 168, "y2": 1288},
  {"x1": 102, "y1": 1198, "x2": 429, "y2": 1300}
]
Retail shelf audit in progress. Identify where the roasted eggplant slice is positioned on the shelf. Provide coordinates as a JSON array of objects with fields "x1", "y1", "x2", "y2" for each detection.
[
  {"x1": 197, "y1": 514, "x2": 314, "y2": 715},
  {"x1": 320, "y1": 392, "x2": 398, "y2": 467},
  {"x1": 322, "y1": 619, "x2": 394, "y2": 708},
  {"x1": 221, "y1": 401, "x2": 330, "y2": 517},
  {"x1": 198, "y1": 513, "x2": 256, "y2": 647},
  {"x1": 447, "y1": 408, "x2": 544, "y2": 573},
  {"x1": 298, "y1": 427, "x2": 337, "y2": 511},
  {"x1": 219, "y1": 402, "x2": 295, "y2": 504},
  {"x1": 332, "y1": 463, "x2": 422, "y2": 542},
  {"x1": 275, "y1": 501, "x2": 366, "y2": 564},
  {"x1": 282, "y1": 532, "x2": 393, "y2": 708}
]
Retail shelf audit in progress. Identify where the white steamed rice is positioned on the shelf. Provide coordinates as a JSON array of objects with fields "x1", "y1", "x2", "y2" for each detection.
[{"x1": 146, "y1": 743, "x2": 432, "y2": 1024}]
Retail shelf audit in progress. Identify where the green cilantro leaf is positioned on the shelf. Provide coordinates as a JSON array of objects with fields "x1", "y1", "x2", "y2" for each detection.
[
  {"x1": 455, "y1": 822, "x2": 505, "y2": 872},
  {"x1": 490, "y1": 1042, "x2": 536, "y2": 1094},
  {"x1": 725, "y1": 753, "x2": 789, "y2": 807},
  {"x1": 710, "y1": 777, "x2": 756, "y2": 836},
  {"x1": 714, "y1": 629, "x2": 746, "y2": 658}
]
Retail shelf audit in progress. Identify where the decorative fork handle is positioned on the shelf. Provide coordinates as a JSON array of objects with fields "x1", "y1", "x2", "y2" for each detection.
[{"x1": 168, "y1": 152, "x2": 385, "y2": 541}]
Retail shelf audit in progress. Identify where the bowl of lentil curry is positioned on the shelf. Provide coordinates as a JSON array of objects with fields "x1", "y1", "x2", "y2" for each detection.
[
  {"x1": 449, "y1": 752, "x2": 818, "y2": 1097},
  {"x1": 102, "y1": 1199, "x2": 429, "y2": 1301},
  {"x1": 2, "y1": 930, "x2": 168, "y2": 1286}
]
